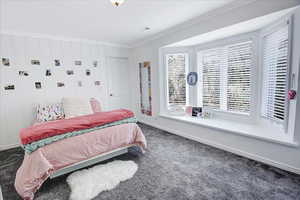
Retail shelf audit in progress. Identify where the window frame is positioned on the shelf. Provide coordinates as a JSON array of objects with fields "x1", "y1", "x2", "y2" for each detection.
[
  {"x1": 259, "y1": 15, "x2": 293, "y2": 132},
  {"x1": 194, "y1": 32, "x2": 259, "y2": 121},
  {"x1": 162, "y1": 47, "x2": 190, "y2": 112}
]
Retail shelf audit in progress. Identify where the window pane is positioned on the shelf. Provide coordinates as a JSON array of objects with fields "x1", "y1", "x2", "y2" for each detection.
[
  {"x1": 167, "y1": 54, "x2": 187, "y2": 105},
  {"x1": 200, "y1": 49, "x2": 221, "y2": 109},
  {"x1": 198, "y1": 41, "x2": 252, "y2": 114},
  {"x1": 227, "y1": 41, "x2": 252, "y2": 113},
  {"x1": 261, "y1": 25, "x2": 289, "y2": 123}
]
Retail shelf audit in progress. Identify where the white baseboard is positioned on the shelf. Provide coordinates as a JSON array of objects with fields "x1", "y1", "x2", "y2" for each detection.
[
  {"x1": 138, "y1": 119, "x2": 300, "y2": 175},
  {"x1": 0, "y1": 143, "x2": 20, "y2": 151}
]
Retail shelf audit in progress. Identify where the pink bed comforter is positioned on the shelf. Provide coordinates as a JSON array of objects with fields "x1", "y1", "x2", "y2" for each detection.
[
  {"x1": 15, "y1": 123, "x2": 146, "y2": 200},
  {"x1": 20, "y1": 109, "x2": 134, "y2": 145}
]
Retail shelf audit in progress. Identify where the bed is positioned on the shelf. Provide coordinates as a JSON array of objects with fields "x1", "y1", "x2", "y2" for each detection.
[{"x1": 14, "y1": 105, "x2": 147, "y2": 200}]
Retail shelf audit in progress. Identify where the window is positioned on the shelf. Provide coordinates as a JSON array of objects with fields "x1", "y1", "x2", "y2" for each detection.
[
  {"x1": 166, "y1": 54, "x2": 188, "y2": 106},
  {"x1": 160, "y1": 13, "x2": 296, "y2": 141},
  {"x1": 261, "y1": 23, "x2": 290, "y2": 124},
  {"x1": 198, "y1": 41, "x2": 253, "y2": 114}
]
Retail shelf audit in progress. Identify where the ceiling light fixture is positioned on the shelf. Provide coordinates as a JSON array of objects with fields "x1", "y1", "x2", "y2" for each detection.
[{"x1": 110, "y1": 0, "x2": 125, "y2": 7}]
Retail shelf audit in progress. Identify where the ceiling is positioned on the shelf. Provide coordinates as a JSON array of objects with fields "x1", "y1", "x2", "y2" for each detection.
[
  {"x1": 167, "y1": 7, "x2": 297, "y2": 47},
  {"x1": 1, "y1": 0, "x2": 237, "y2": 46}
]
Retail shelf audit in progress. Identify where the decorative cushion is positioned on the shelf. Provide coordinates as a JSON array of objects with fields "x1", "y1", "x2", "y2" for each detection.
[
  {"x1": 90, "y1": 98, "x2": 102, "y2": 113},
  {"x1": 62, "y1": 97, "x2": 93, "y2": 119},
  {"x1": 36, "y1": 103, "x2": 65, "y2": 122}
]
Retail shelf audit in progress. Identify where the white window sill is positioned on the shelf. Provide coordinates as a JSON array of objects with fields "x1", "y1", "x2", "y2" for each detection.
[{"x1": 159, "y1": 114, "x2": 298, "y2": 148}]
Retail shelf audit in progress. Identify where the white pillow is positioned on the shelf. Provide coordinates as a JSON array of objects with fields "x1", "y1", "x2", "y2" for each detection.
[{"x1": 62, "y1": 97, "x2": 93, "y2": 119}]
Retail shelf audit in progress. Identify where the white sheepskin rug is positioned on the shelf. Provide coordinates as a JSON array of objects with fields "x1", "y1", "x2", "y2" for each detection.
[{"x1": 66, "y1": 160, "x2": 138, "y2": 200}]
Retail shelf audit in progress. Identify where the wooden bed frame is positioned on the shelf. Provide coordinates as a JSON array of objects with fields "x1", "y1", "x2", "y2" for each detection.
[{"x1": 50, "y1": 145, "x2": 135, "y2": 179}]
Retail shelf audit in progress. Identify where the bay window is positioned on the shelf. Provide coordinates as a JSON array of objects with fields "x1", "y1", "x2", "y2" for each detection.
[{"x1": 161, "y1": 14, "x2": 294, "y2": 140}]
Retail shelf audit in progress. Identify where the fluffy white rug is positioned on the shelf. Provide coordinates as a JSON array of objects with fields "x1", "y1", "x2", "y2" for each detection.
[{"x1": 66, "y1": 160, "x2": 138, "y2": 200}]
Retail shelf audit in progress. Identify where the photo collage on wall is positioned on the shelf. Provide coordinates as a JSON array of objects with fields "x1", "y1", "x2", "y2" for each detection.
[{"x1": 1, "y1": 57, "x2": 101, "y2": 91}]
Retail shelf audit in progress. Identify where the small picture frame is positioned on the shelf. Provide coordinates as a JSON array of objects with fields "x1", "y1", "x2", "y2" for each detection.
[
  {"x1": 86, "y1": 69, "x2": 91, "y2": 76},
  {"x1": 192, "y1": 107, "x2": 202, "y2": 117},
  {"x1": 31, "y1": 60, "x2": 40, "y2": 65},
  {"x1": 2, "y1": 58, "x2": 10, "y2": 66},
  {"x1": 66, "y1": 70, "x2": 74, "y2": 75},
  {"x1": 95, "y1": 81, "x2": 101, "y2": 86},
  {"x1": 57, "y1": 82, "x2": 65, "y2": 87},
  {"x1": 19, "y1": 71, "x2": 29, "y2": 76},
  {"x1": 75, "y1": 60, "x2": 82, "y2": 66},
  {"x1": 46, "y1": 69, "x2": 52, "y2": 76},
  {"x1": 4, "y1": 84, "x2": 15, "y2": 90},
  {"x1": 35, "y1": 82, "x2": 42, "y2": 89},
  {"x1": 54, "y1": 59, "x2": 61, "y2": 67}
]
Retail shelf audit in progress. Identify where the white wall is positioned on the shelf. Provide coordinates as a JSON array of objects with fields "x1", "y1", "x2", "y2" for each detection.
[
  {"x1": 130, "y1": 1, "x2": 300, "y2": 174},
  {"x1": 0, "y1": 33, "x2": 130, "y2": 149}
]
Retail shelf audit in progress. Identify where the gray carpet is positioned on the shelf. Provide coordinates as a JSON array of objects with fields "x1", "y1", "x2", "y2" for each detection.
[{"x1": 1, "y1": 123, "x2": 300, "y2": 200}]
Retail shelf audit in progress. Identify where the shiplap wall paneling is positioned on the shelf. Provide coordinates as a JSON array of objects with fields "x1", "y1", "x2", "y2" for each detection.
[{"x1": 0, "y1": 33, "x2": 130, "y2": 148}]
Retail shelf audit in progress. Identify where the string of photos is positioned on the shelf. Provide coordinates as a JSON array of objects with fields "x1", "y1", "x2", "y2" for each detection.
[{"x1": 1, "y1": 58, "x2": 101, "y2": 91}]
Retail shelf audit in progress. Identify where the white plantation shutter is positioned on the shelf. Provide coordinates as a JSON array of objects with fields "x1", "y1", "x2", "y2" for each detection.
[
  {"x1": 227, "y1": 41, "x2": 252, "y2": 113},
  {"x1": 198, "y1": 41, "x2": 252, "y2": 114},
  {"x1": 200, "y1": 48, "x2": 222, "y2": 109},
  {"x1": 261, "y1": 24, "x2": 289, "y2": 123},
  {"x1": 167, "y1": 54, "x2": 187, "y2": 105}
]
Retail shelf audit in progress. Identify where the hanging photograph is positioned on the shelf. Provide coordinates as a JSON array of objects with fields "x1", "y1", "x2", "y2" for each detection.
[
  {"x1": 19, "y1": 71, "x2": 29, "y2": 76},
  {"x1": 86, "y1": 69, "x2": 91, "y2": 76},
  {"x1": 35, "y1": 82, "x2": 42, "y2": 89},
  {"x1": 139, "y1": 61, "x2": 152, "y2": 116},
  {"x1": 31, "y1": 60, "x2": 40, "y2": 65},
  {"x1": 66, "y1": 70, "x2": 74, "y2": 75},
  {"x1": 78, "y1": 81, "x2": 82, "y2": 87},
  {"x1": 95, "y1": 81, "x2": 101, "y2": 86},
  {"x1": 4, "y1": 84, "x2": 15, "y2": 90},
  {"x1": 93, "y1": 61, "x2": 98, "y2": 67},
  {"x1": 57, "y1": 82, "x2": 65, "y2": 87},
  {"x1": 46, "y1": 69, "x2": 52, "y2": 76},
  {"x1": 75, "y1": 60, "x2": 82, "y2": 66},
  {"x1": 2, "y1": 58, "x2": 10, "y2": 66},
  {"x1": 54, "y1": 59, "x2": 61, "y2": 66}
]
